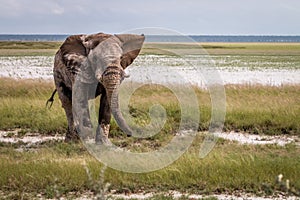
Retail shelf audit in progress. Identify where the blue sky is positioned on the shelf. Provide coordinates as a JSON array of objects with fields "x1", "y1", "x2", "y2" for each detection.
[{"x1": 0, "y1": 0, "x2": 299, "y2": 35}]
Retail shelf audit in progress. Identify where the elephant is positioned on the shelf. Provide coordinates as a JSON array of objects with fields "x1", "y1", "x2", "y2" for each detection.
[{"x1": 47, "y1": 32, "x2": 145, "y2": 143}]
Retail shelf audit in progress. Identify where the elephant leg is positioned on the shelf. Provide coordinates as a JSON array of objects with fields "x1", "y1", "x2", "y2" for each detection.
[
  {"x1": 57, "y1": 84, "x2": 79, "y2": 142},
  {"x1": 72, "y1": 81, "x2": 94, "y2": 140},
  {"x1": 95, "y1": 91, "x2": 112, "y2": 145},
  {"x1": 64, "y1": 102, "x2": 80, "y2": 142}
]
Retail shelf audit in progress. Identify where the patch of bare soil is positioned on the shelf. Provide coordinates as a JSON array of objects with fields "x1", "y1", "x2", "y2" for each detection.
[
  {"x1": 0, "y1": 129, "x2": 64, "y2": 150},
  {"x1": 1, "y1": 190, "x2": 298, "y2": 200},
  {"x1": 214, "y1": 131, "x2": 300, "y2": 146},
  {"x1": 1, "y1": 130, "x2": 298, "y2": 150}
]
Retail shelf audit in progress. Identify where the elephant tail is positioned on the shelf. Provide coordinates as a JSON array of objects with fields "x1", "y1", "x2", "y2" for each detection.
[{"x1": 46, "y1": 89, "x2": 57, "y2": 109}]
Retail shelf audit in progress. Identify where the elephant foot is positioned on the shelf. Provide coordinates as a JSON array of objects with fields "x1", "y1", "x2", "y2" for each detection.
[
  {"x1": 65, "y1": 130, "x2": 80, "y2": 143},
  {"x1": 73, "y1": 118, "x2": 93, "y2": 141},
  {"x1": 79, "y1": 126, "x2": 93, "y2": 141},
  {"x1": 95, "y1": 124, "x2": 112, "y2": 146}
]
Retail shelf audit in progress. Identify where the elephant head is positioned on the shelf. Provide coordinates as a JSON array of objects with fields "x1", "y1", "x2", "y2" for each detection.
[{"x1": 76, "y1": 33, "x2": 145, "y2": 136}]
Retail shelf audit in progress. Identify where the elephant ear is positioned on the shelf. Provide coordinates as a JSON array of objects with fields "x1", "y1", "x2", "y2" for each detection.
[
  {"x1": 60, "y1": 34, "x2": 88, "y2": 74},
  {"x1": 60, "y1": 33, "x2": 113, "y2": 74},
  {"x1": 115, "y1": 34, "x2": 145, "y2": 69}
]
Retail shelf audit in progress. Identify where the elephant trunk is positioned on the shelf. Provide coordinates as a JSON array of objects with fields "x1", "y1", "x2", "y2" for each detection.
[{"x1": 101, "y1": 66, "x2": 133, "y2": 136}]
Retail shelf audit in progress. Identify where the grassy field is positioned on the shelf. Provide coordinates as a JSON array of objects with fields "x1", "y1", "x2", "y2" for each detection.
[
  {"x1": 0, "y1": 78, "x2": 299, "y2": 198},
  {"x1": 0, "y1": 41, "x2": 59, "y2": 56},
  {"x1": 0, "y1": 78, "x2": 299, "y2": 136},
  {"x1": 0, "y1": 41, "x2": 299, "y2": 56},
  {"x1": 143, "y1": 42, "x2": 300, "y2": 56},
  {"x1": 1, "y1": 138, "x2": 299, "y2": 199},
  {"x1": 0, "y1": 42, "x2": 300, "y2": 199}
]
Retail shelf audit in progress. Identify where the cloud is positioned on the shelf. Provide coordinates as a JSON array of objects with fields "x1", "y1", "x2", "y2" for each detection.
[
  {"x1": 0, "y1": 0, "x2": 22, "y2": 17},
  {"x1": 52, "y1": 9, "x2": 64, "y2": 15},
  {"x1": 0, "y1": 0, "x2": 299, "y2": 34},
  {"x1": 51, "y1": 4, "x2": 65, "y2": 15},
  {"x1": 0, "y1": 0, "x2": 68, "y2": 17}
]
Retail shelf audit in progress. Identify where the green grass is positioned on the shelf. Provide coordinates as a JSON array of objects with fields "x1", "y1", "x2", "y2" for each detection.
[
  {"x1": 0, "y1": 78, "x2": 299, "y2": 136},
  {"x1": 142, "y1": 42, "x2": 300, "y2": 56},
  {"x1": 0, "y1": 41, "x2": 61, "y2": 49},
  {"x1": 0, "y1": 138, "x2": 299, "y2": 198},
  {"x1": 224, "y1": 85, "x2": 300, "y2": 135},
  {"x1": 0, "y1": 41, "x2": 61, "y2": 56},
  {"x1": 0, "y1": 78, "x2": 66, "y2": 133},
  {"x1": 1, "y1": 41, "x2": 299, "y2": 56}
]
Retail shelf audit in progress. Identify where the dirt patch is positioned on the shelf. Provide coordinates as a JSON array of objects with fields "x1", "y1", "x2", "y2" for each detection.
[
  {"x1": 1, "y1": 130, "x2": 299, "y2": 149},
  {"x1": 0, "y1": 129, "x2": 64, "y2": 149},
  {"x1": 109, "y1": 190, "x2": 299, "y2": 200},
  {"x1": 1, "y1": 190, "x2": 298, "y2": 200},
  {"x1": 214, "y1": 131, "x2": 300, "y2": 146}
]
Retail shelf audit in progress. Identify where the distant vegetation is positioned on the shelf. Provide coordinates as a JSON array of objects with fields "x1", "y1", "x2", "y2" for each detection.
[{"x1": 0, "y1": 41, "x2": 299, "y2": 56}]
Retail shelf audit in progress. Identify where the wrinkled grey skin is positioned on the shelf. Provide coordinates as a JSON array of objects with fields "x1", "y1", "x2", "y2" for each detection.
[{"x1": 50, "y1": 32, "x2": 145, "y2": 143}]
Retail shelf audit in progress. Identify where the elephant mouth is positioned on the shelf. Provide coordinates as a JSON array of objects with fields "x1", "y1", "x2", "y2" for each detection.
[{"x1": 99, "y1": 65, "x2": 133, "y2": 136}]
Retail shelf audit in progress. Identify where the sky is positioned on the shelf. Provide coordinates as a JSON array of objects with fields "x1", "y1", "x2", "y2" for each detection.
[{"x1": 0, "y1": 0, "x2": 299, "y2": 35}]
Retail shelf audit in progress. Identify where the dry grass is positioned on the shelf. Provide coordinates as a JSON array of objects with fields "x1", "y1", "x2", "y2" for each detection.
[{"x1": 0, "y1": 78, "x2": 299, "y2": 135}]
